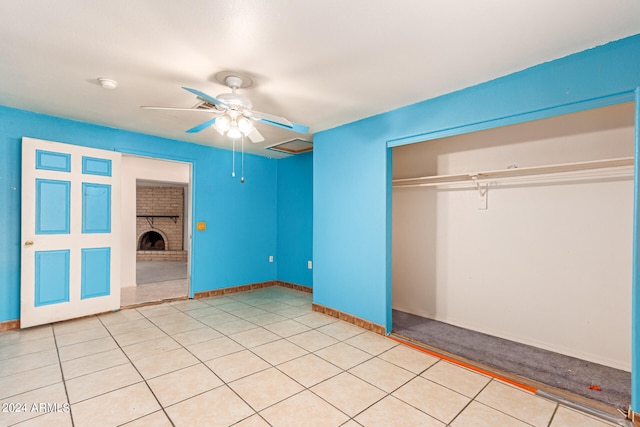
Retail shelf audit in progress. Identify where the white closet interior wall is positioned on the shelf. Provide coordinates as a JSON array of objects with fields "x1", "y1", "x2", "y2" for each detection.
[{"x1": 392, "y1": 102, "x2": 635, "y2": 371}]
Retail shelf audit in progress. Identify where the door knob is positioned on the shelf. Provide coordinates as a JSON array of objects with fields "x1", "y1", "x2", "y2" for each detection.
[{"x1": 24, "y1": 240, "x2": 34, "y2": 246}]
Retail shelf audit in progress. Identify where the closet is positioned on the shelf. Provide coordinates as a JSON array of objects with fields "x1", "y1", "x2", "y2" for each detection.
[{"x1": 392, "y1": 102, "x2": 635, "y2": 371}]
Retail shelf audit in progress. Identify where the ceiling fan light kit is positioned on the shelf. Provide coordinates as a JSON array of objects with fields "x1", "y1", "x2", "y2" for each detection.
[{"x1": 141, "y1": 71, "x2": 309, "y2": 144}]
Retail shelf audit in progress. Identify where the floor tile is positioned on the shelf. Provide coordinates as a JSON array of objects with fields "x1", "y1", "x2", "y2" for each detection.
[
  {"x1": 133, "y1": 347, "x2": 200, "y2": 379},
  {"x1": 169, "y1": 299, "x2": 210, "y2": 311},
  {"x1": 147, "y1": 363, "x2": 223, "y2": 407},
  {"x1": 251, "y1": 339, "x2": 308, "y2": 365},
  {"x1": 231, "y1": 306, "x2": 270, "y2": 318},
  {"x1": 450, "y1": 401, "x2": 530, "y2": 427},
  {"x1": 273, "y1": 306, "x2": 310, "y2": 318},
  {"x1": 12, "y1": 409, "x2": 72, "y2": 426},
  {"x1": 61, "y1": 348, "x2": 129, "y2": 379},
  {"x1": 71, "y1": 382, "x2": 160, "y2": 427},
  {"x1": 154, "y1": 315, "x2": 206, "y2": 335},
  {"x1": 206, "y1": 349, "x2": 271, "y2": 382},
  {"x1": 316, "y1": 321, "x2": 365, "y2": 341},
  {"x1": 187, "y1": 336, "x2": 244, "y2": 361},
  {"x1": 215, "y1": 301, "x2": 252, "y2": 312},
  {"x1": 287, "y1": 329, "x2": 339, "y2": 352},
  {"x1": 263, "y1": 319, "x2": 311, "y2": 337},
  {"x1": 136, "y1": 304, "x2": 180, "y2": 318},
  {"x1": 233, "y1": 414, "x2": 272, "y2": 427},
  {"x1": 421, "y1": 360, "x2": 491, "y2": 398},
  {"x1": 165, "y1": 385, "x2": 255, "y2": 427},
  {"x1": 277, "y1": 353, "x2": 343, "y2": 388},
  {"x1": 229, "y1": 327, "x2": 281, "y2": 348},
  {"x1": 0, "y1": 363, "x2": 62, "y2": 399},
  {"x1": 260, "y1": 389, "x2": 349, "y2": 427},
  {"x1": 197, "y1": 312, "x2": 240, "y2": 327},
  {"x1": 378, "y1": 344, "x2": 438, "y2": 374},
  {"x1": 122, "y1": 335, "x2": 181, "y2": 361},
  {"x1": 0, "y1": 325, "x2": 52, "y2": 347},
  {"x1": 550, "y1": 405, "x2": 619, "y2": 427},
  {"x1": 295, "y1": 312, "x2": 339, "y2": 328},
  {"x1": 230, "y1": 367, "x2": 304, "y2": 411},
  {"x1": 344, "y1": 331, "x2": 397, "y2": 355},
  {"x1": 246, "y1": 312, "x2": 289, "y2": 326},
  {"x1": 112, "y1": 325, "x2": 167, "y2": 347},
  {"x1": 171, "y1": 326, "x2": 222, "y2": 347},
  {"x1": 393, "y1": 376, "x2": 471, "y2": 424},
  {"x1": 0, "y1": 382, "x2": 67, "y2": 425},
  {"x1": 182, "y1": 305, "x2": 224, "y2": 319},
  {"x1": 349, "y1": 356, "x2": 415, "y2": 393},
  {"x1": 0, "y1": 348, "x2": 58, "y2": 377},
  {"x1": 355, "y1": 395, "x2": 445, "y2": 427},
  {"x1": 98, "y1": 308, "x2": 146, "y2": 326},
  {"x1": 475, "y1": 380, "x2": 556, "y2": 427},
  {"x1": 121, "y1": 410, "x2": 173, "y2": 427},
  {"x1": 66, "y1": 363, "x2": 142, "y2": 403},
  {"x1": 104, "y1": 318, "x2": 156, "y2": 335},
  {"x1": 315, "y1": 342, "x2": 372, "y2": 370},
  {"x1": 52, "y1": 316, "x2": 102, "y2": 336},
  {"x1": 55, "y1": 325, "x2": 110, "y2": 347},
  {"x1": 57, "y1": 336, "x2": 118, "y2": 362},
  {"x1": 213, "y1": 318, "x2": 260, "y2": 335},
  {"x1": 311, "y1": 372, "x2": 386, "y2": 416},
  {"x1": 0, "y1": 336, "x2": 56, "y2": 360}
]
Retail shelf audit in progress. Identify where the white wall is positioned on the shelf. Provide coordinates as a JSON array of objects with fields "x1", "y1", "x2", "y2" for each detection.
[
  {"x1": 392, "y1": 102, "x2": 634, "y2": 370},
  {"x1": 121, "y1": 155, "x2": 190, "y2": 287}
]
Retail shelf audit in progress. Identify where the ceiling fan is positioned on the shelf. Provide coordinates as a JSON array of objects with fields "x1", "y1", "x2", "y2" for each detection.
[{"x1": 141, "y1": 73, "x2": 309, "y2": 143}]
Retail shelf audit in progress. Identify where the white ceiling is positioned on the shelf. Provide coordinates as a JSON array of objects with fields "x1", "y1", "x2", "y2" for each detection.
[{"x1": 1, "y1": 1, "x2": 639, "y2": 158}]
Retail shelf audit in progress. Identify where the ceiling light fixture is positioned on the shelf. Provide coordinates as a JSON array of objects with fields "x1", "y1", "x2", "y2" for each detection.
[
  {"x1": 213, "y1": 112, "x2": 255, "y2": 139},
  {"x1": 97, "y1": 77, "x2": 118, "y2": 90}
]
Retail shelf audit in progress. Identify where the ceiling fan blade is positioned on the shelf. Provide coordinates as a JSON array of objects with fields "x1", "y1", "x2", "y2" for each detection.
[
  {"x1": 186, "y1": 117, "x2": 217, "y2": 133},
  {"x1": 247, "y1": 128, "x2": 265, "y2": 143},
  {"x1": 182, "y1": 87, "x2": 228, "y2": 108},
  {"x1": 256, "y1": 117, "x2": 310, "y2": 134},
  {"x1": 141, "y1": 106, "x2": 222, "y2": 113},
  {"x1": 250, "y1": 110, "x2": 293, "y2": 128}
]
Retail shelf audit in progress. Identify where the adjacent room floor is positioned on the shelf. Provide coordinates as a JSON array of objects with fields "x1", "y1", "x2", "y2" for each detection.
[
  {"x1": 1, "y1": 287, "x2": 623, "y2": 426},
  {"x1": 121, "y1": 261, "x2": 188, "y2": 307}
]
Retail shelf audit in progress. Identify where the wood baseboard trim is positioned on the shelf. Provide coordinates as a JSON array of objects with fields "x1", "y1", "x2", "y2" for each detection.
[
  {"x1": 0, "y1": 319, "x2": 20, "y2": 331},
  {"x1": 312, "y1": 303, "x2": 386, "y2": 336},
  {"x1": 274, "y1": 281, "x2": 313, "y2": 293},
  {"x1": 194, "y1": 281, "x2": 277, "y2": 299}
]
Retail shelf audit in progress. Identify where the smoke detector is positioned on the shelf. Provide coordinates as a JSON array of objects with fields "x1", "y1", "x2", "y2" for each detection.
[{"x1": 97, "y1": 77, "x2": 118, "y2": 90}]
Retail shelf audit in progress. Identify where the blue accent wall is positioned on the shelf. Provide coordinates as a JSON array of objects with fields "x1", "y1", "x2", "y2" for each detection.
[
  {"x1": 0, "y1": 107, "x2": 281, "y2": 322},
  {"x1": 313, "y1": 35, "x2": 640, "y2": 338},
  {"x1": 276, "y1": 152, "x2": 313, "y2": 287}
]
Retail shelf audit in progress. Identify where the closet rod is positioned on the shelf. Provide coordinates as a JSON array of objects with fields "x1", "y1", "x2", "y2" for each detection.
[{"x1": 392, "y1": 156, "x2": 634, "y2": 187}]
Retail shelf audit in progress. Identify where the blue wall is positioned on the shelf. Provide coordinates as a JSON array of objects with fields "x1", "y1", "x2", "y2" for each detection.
[
  {"x1": 313, "y1": 34, "x2": 640, "y2": 336},
  {"x1": 0, "y1": 107, "x2": 285, "y2": 322},
  {"x1": 276, "y1": 152, "x2": 313, "y2": 287}
]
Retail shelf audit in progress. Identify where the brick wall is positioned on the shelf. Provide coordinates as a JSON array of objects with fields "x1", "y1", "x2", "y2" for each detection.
[{"x1": 136, "y1": 186, "x2": 184, "y2": 251}]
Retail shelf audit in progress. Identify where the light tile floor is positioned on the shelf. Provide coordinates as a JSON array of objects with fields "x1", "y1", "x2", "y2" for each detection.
[{"x1": 0, "y1": 287, "x2": 621, "y2": 427}]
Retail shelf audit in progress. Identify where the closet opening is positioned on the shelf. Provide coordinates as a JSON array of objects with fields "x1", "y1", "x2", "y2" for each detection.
[{"x1": 391, "y1": 101, "x2": 634, "y2": 412}]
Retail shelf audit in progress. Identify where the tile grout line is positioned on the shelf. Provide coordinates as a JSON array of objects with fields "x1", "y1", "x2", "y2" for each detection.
[
  {"x1": 51, "y1": 323, "x2": 75, "y2": 427},
  {"x1": 96, "y1": 311, "x2": 177, "y2": 427}
]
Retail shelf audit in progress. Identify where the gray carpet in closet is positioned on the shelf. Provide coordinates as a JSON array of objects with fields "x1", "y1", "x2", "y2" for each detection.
[{"x1": 392, "y1": 309, "x2": 630, "y2": 411}]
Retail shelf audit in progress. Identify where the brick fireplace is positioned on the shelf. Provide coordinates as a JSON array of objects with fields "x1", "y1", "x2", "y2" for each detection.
[{"x1": 136, "y1": 186, "x2": 187, "y2": 262}]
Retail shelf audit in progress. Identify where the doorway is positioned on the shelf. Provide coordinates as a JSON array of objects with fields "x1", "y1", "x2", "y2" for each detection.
[{"x1": 120, "y1": 155, "x2": 192, "y2": 307}]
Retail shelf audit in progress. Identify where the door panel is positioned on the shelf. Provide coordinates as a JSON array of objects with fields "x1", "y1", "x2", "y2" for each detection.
[{"x1": 21, "y1": 137, "x2": 121, "y2": 328}]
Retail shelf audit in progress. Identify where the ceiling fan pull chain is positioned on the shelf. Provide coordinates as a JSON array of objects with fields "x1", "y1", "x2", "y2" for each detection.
[
  {"x1": 241, "y1": 135, "x2": 245, "y2": 183},
  {"x1": 232, "y1": 138, "x2": 236, "y2": 177}
]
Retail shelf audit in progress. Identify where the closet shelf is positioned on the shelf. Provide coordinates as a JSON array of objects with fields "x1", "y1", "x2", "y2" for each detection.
[{"x1": 393, "y1": 156, "x2": 634, "y2": 188}]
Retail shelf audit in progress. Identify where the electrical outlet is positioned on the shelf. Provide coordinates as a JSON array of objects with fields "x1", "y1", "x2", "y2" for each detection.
[
  {"x1": 269, "y1": 255, "x2": 274, "y2": 263},
  {"x1": 307, "y1": 260, "x2": 313, "y2": 269}
]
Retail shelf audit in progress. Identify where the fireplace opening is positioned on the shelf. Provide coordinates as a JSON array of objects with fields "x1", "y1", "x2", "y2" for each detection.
[{"x1": 139, "y1": 231, "x2": 165, "y2": 251}]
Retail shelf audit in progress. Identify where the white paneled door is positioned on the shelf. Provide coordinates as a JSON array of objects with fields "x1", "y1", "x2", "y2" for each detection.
[{"x1": 21, "y1": 137, "x2": 121, "y2": 328}]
